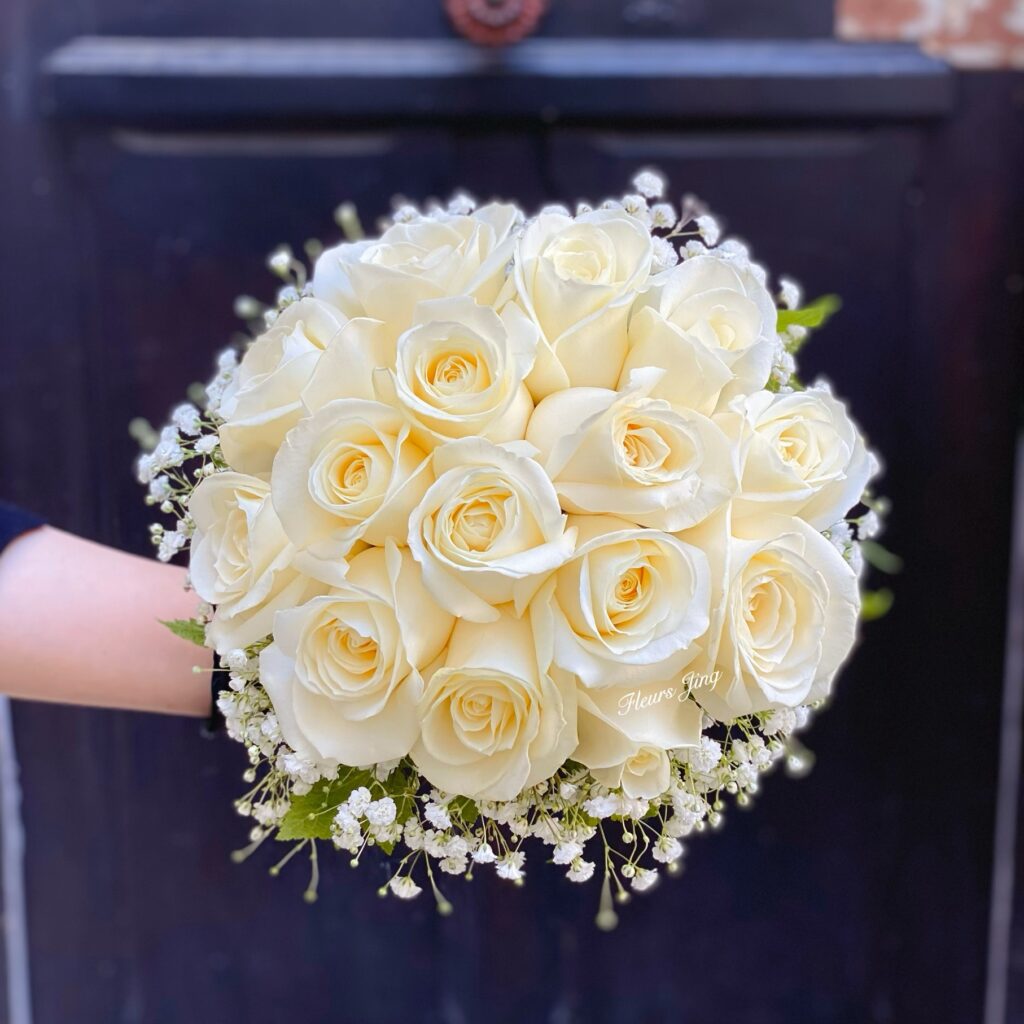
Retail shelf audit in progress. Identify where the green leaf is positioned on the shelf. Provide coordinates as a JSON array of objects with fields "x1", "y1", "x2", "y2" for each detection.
[
  {"x1": 450, "y1": 796, "x2": 479, "y2": 827},
  {"x1": 860, "y1": 540, "x2": 904, "y2": 575},
  {"x1": 160, "y1": 618, "x2": 207, "y2": 647},
  {"x1": 777, "y1": 294, "x2": 842, "y2": 332},
  {"x1": 860, "y1": 588, "x2": 894, "y2": 621},
  {"x1": 276, "y1": 768, "x2": 374, "y2": 841}
]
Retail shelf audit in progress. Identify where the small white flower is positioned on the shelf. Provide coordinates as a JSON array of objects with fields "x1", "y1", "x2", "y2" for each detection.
[
  {"x1": 582, "y1": 795, "x2": 619, "y2": 819},
  {"x1": 445, "y1": 835, "x2": 470, "y2": 859},
  {"x1": 567, "y1": 858, "x2": 595, "y2": 883},
  {"x1": 347, "y1": 787, "x2": 372, "y2": 816},
  {"x1": 860, "y1": 510, "x2": 881, "y2": 539},
  {"x1": 389, "y1": 876, "x2": 422, "y2": 899},
  {"x1": 334, "y1": 805, "x2": 359, "y2": 831},
  {"x1": 223, "y1": 649, "x2": 249, "y2": 673},
  {"x1": 762, "y1": 707, "x2": 797, "y2": 737},
  {"x1": 156, "y1": 531, "x2": 186, "y2": 562},
  {"x1": 651, "y1": 236, "x2": 680, "y2": 272},
  {"x1": 148, "y1": 476, "x2": 172, "y2": 502},
  {"x1": 391, "y1": 203, "x2": 419, "y2": 224},
  {"x1": 695, "y1": 214, "x2": 721, "y2": 246},
  {"x1": 632, "y1": 169, "x2": 665, "y2": 199},
  {"x1": 267, "y1": 248, "x2": 292, "y2": 277},
  {"x1": 472, "y1": 842, "x2": 496, "y2": 864},
  {"x1": 403, "y1": 818, "x2": 425, "y2": 851},
  {"x1": 217, "y1": 348, "x2": 238, "y2": 373},
  {"x1": 779, "y1": 277, "x2": 803, "y2": 310},
  {"x1": 447, "y1": 192, "x2": 476, "y2": 215},
  {"x1": 552, "y1": 841, "x2": 583, "y2": 865},
  {"x1": 194, "y1": 434, "x2": 219, "y2": 455},
  {"x1": 652, "y1": 835, "x2": 684, "y2": 864},
  {"x1": 332, "y1": 826, "x2": 362, "y2": 853},
  {"x1": 423, "y1": 829, "x2": 448, "y2": 858},
  {"x1": 496, "y1": 852, "x2": 526, "y2": 880},
  {"x1": 621, "y1": 194, "x2": 650, "y2": 225},
  {"x1": 688, "y1": 737, "x2": 722, "y2": 775},
  {"x1": 373, "y1": 759, "x2": 401, "y2": 783},
  {"x1": 650, "y1": 202, "x2": 676, "y2": 228},
  {"x1": 424, "y1": 802, "x2": 452, "y2": 831},
  {"x1": 370, "y1": 822, "x2": 402, "y2": 844},
  {"x1": 630, "y1": 868, "x2": 659, "y2": 892},
  {"x1": 365, "y1": 797, "x2": 397, "y2": 827},
  {"x1": 171, "y1": 403, "x2": 202, "y2": 436},
  {"x1": 440, "y1": 855, "x2": 468, "y2": 875}
]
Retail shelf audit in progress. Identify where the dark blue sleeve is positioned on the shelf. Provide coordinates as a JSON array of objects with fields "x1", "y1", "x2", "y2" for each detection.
[{"x1": 0, "y1": 502, "x2": 44, "y2": 555}]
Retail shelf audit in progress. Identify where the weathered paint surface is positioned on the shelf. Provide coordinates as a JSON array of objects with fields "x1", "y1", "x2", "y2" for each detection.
[{"x1": 838, "y1": 0, "x2": 1024, "y2": 67}]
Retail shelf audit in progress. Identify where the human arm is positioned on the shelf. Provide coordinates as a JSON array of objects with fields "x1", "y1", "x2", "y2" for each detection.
[{"x1": 0, "y1": 525, "x2": 212, "y2": 716}]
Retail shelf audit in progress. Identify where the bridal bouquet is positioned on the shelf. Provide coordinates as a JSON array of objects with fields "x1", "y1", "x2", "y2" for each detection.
[{"x1": 138, "y1": 172, "x2": 886, "y2": 925}]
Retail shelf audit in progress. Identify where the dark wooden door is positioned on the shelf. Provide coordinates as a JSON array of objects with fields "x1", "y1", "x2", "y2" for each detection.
[{"x1": 2, "y1": 3, "x2": 1023, "y2": 1022}]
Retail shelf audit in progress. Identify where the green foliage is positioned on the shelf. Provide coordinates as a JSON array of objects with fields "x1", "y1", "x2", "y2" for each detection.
[
  {"x1": 159, "y1": 618, "x2": 207, "y2": 647},
  {"x1": 860, "y1": 540, "x2": 904, "y2": 575},
  {"x1": 860, "y1": 588, "x2": 895, "y2": 622},
  {"x1": 777, "y1": 294, "x2": 842, "y2": 332},
  {"x1": 276, "y1": 768, "x2": 375, "y2": 841},
  {"x1": 450, "y1": 796, "x2": 480, "y2": 827}
]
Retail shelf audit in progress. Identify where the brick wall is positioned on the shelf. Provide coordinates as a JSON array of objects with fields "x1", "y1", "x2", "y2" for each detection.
[{"x1": 838, "y1": 0, "x2": 1024, "y2": 67}]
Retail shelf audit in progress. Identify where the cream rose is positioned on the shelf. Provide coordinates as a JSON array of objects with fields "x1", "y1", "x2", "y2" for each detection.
[
  {"x1": 514, "y1": 209, "x2": 653, "y2": 398},
  {"x1": 301, "y1": 316, "x2": 398, "y2": 411},
  {"x1": 408, "y1": 438, "x2": 576, "y2": 622},
  {"x1": 271, "y1": 399, "x2": 431, "y2": 584},
  {"x1": 373, "y1": 296, "x2": 537, "y2": 451},
  {"x1": 189, "y1": 472, "x2": 323, "y2": 654},
  {"x1": 525, "y1": 368, "x2": 735, "y2": 531},
  {"x1": 312, "y1": 204, "x2": 518, "y2": 327},
  {"x1": 574, "y1": 674, "x2": 703, "y2": 798},
  {"x1": 532, "y1": 515, "x2": 709, "y2": 688},
  {"x1": 411, "y1": 609, "x2": 577, "y2": 800},
  {"x1": 218, "y1": 299, "x2": 347, "y2": 474},
  {"x1": 622, "y1": 253, "x2": 777, "y2": 409},
  {"x1": 260, "y1": 543, "x2": 454, "y2": 765},
  {"x1": 681, "y1": 509, "x2": 859, "y2": 720},
  {"x1": 721, "y1": 386, "x2": 878, "y2": 529}
]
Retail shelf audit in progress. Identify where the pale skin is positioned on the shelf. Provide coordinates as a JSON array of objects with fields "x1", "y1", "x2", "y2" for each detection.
[{"x1": 0, "y1": 526, "x2": 212, "y2": 717}]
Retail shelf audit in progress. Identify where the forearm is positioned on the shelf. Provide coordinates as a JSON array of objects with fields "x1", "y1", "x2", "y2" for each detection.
[{"x1": 0, "y1": 526, "x2": 212, "y2": 716}]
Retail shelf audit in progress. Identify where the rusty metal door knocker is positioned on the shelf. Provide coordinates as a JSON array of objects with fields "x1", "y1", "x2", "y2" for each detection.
[{"x1": 445, "y1": 0, "x2": 549, "y2": 46}]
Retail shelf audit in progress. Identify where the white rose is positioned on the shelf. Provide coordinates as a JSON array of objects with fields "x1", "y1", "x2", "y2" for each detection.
[
  {"x1": 373, "y1": 296, "x2": 537, "y2": 451},
  {"x1": 411, "y1": 609, "x2": 577, "y2": 800},
  {"x1": 525, "y1": 368, "x2": 735, "y2": 531},
  {"x1": 514, "y1": 209, "x2": 653, "y2": 398},
  {"x1": 623, "y1": 254, "x2": 777, "y2": 409},
  {"x1": 260, "y1": 543, "x2": 454, "y2": 765},
  {"x1": 592, "y1": 745, "x2": 671, "y2": 800},
  {"x1": 271, "y1": 399, "x2": 432, "y2": 584},
  {"x1": 312, "y1": 204, "x2": 518, "y2": 326},
  {"x1": 720, "y1": 387, "x2": 878, "y2": 529},
  {"x1": 532, "y1": 515, "x2": 709, "y2": 688},
  {"x1": 408, "y1": 438, "x2": 576, "y2": 623},
  {"x1": 218, "y1": 299, "x2": 347, "y2": 474},
  {"x1": 188, "y1": 472, "x2": 323, "y2": 653},
  {"x1": 301, "y1": 316, "x2": 399, "y2": 411},
  {"x1": 573, "y1": 674, "x2": 703, "y2": 798},
  {"x1": 681, "y1": 509, "x2": 859, "y2": 719}
]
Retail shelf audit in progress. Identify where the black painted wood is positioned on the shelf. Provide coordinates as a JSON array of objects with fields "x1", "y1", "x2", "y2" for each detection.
[
  {"x1": 3, "y1": 1, "x2": 1024, "y2": 1022},
  {"x1": 41, "y1": 38, "x2": 954, "y2": 122}
]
